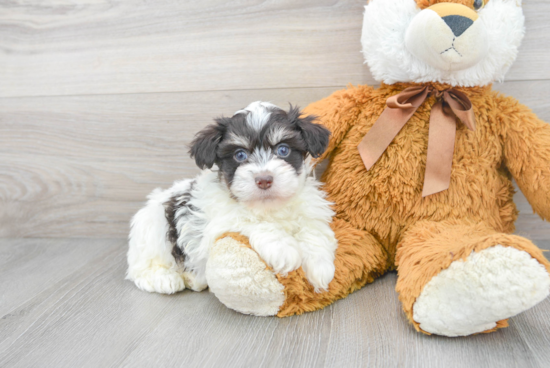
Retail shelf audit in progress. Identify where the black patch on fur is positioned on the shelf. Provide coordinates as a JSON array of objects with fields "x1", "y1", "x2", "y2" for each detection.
[
  {"x1": 171, "y1": 241, "x2": 186, "y2": 265},
  {"x1": 287, "y1": 106, "x2": 330, "y2": 158},
  {"x1": 216, "y1": 113, "x2": 263, "y2": 186},
  {"x1": 164, "y1": 180, "x2": 197, "y2": 265},
  {"x1": 280, "y1": 149, "x2": 304, "y2": 173},
  {"x1": 217, "y1": 148, "x2": 242, "y2": 186},
  {"x1": 189, "y1": 119, "x2": 228, "y2": 169}
]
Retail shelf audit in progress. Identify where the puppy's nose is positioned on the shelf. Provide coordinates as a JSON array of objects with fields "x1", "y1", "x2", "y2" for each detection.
[
  {"x1": 442, "y1": 15, "x2": 473, "y2": 37},
  {"x1": 255, "y1": 176, "x2": 273, "y2": 190}
]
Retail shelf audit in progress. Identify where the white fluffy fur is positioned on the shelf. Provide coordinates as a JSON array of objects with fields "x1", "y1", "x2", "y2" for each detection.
[
  {"x1": 235, "y1": 101, "x2": 278, "y2": 131},
  {"x1": 361, "y1": 0, "x2": 525, "y2": 86},
  {"x1": 127, "y1": 100, "x2": 337, "y2": 294},
  {"x1": 231, "y1": 149, "x2": 303, "y2": 204},
  {"x1": 126, "y1": 180, "x2": 208, "y2": 293},
  {"x1": 413, "y1": 245, "x2": 550, "y2": 336},
  {"x1": 405, "y1": 8, "x2": 489, "y2": 71},
  {"x1": 127, "y1": 151, "x2": 337, "y2": 295}
]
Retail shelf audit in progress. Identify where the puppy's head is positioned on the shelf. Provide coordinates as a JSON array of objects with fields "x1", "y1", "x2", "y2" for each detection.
[{"x1": 190, "y1": 101, "x2": 330, "y2": 206}]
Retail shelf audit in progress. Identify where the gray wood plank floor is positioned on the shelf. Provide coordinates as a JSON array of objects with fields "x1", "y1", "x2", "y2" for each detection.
[{"x1": 0, "y1": 238, "x2": 549, "y2": 368}]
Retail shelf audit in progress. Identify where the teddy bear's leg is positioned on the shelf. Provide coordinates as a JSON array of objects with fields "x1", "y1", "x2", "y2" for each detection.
[
  {"x1": 205, "y1": 218, "x2": 389, "y2": 316},
  {"x1": 205, "y1": 233, "x2": 286, "y2": 316},
  {"x1": 396, "y1": 220, "x2": 550, "y2": 337}
]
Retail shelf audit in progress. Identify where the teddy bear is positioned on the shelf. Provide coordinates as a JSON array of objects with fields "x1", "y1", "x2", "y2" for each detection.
[{"x1": 203, "y1": 0, "x2": 550, "y2": 337}]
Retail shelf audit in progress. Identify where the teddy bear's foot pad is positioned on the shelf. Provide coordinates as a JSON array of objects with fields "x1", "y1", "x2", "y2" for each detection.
[
  {"x1": 413, "y1": 245, "x2": 550, "y2": 337},
  {"x1": 205, "y1": 236, "x2": 285, "y2": 316}
]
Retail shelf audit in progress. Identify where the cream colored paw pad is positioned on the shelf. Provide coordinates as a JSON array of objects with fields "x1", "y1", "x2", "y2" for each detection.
[
  {"x1": 413, "y1": 245, "x2": 550, "y2": 337},
  {"x1": 205, "y1": 237, "x2": 285, "y2": 316}
]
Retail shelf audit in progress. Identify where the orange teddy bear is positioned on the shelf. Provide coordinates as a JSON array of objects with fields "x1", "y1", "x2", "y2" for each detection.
[{"x1": 204, "y1": 0, "x2": 550, "y2": 337}]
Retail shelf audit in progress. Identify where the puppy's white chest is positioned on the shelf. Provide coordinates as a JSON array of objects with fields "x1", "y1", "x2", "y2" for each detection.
[{"x1": 245, "y1": 211, "x2": 300, "y2": 235}]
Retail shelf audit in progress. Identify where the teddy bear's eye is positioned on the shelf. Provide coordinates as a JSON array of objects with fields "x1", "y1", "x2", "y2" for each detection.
[{"x1": 473, "y1": 0, "x2": 485, "y2": 10}]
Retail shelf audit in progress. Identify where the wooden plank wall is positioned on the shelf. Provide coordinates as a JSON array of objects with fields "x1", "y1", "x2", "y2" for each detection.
[{"x1": 1, "y1": 0, "x2": 549, "y2": 238}]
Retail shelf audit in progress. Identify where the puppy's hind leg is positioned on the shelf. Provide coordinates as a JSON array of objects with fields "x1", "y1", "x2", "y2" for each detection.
[{"x1": 126, "y1": 188, "x2": 186, "y2": 294}]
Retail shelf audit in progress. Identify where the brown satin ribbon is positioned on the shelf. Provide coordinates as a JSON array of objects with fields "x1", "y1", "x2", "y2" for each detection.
[{"x1": 358, "y1": 86, "x2": 476, "y2": 197}]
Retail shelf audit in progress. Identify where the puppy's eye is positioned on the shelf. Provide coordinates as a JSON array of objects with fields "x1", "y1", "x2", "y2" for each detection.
[
  {"x1": 473, "y1": 0, "x2": 485, "y2": 10},
  {"x1": 234, "y1": 149, "x2": 248, "y2": 162},
  {"x1": 276, "y1": 144, "x2": 291, "y2": 158}
]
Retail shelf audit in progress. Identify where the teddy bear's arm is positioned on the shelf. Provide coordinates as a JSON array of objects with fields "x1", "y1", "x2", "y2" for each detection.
[
  {"x1": 303, "y1": 86, "x2": 371, "y2": 162},
  {"x1": 500, "y1": 98, "x2": 550, "y2": 221}
]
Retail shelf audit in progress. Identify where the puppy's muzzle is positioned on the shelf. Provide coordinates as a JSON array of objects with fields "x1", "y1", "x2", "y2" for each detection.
[{"x1": 255, "y1": 175, "x2": 273, "y2": 190}]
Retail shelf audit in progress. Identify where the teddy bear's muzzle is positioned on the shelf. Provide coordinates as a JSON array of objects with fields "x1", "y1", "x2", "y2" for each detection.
[{"x1": 405, "y1": 2, "x2": 489, "y2": 72}]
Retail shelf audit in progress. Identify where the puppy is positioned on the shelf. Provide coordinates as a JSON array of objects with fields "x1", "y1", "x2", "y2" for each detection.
[{"x1": 126, "y1": 101, "x2": 337, "y2": 294}]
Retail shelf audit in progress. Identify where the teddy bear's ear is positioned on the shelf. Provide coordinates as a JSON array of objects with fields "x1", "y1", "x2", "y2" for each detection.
[
  {"x1": 189, "y1": 118, "x2": 228, "y2": 169},
  {"x1": 287, "y1": 105, "x2": 331, "y2": 158}
]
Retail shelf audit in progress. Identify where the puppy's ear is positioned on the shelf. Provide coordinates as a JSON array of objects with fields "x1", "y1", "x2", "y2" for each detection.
[
  {"x1": 288, "y1": 105, "x2": 330, "y2": 158},
  {"x1": 189, "y1": 118, "x2": 228, "y2": 169}
]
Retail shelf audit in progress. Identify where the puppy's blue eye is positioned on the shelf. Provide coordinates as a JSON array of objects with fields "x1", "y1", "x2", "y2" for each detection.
[
  {"x1": 276, "y1": 144, "x2": 291, "y2": 158},
  {"x1": 234, "y1": 149, "x2": 248, "y2": 162}
]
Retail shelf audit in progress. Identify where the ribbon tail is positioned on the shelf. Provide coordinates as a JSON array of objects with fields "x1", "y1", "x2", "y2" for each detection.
[
  {"x1": 358, "y1": 105, "x2": 418, "y2": 170},
  {"x1": 422, "y1": 101, "x2": 457, "y2": 197},
  {"x1": 444, "y1": 91, "x2": 476, "y2": 131}
]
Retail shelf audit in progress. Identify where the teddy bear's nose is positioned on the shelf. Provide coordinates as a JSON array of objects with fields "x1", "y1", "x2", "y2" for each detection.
[{"x1": 442, "y1": 15, "x2": 474, "y2": 37}]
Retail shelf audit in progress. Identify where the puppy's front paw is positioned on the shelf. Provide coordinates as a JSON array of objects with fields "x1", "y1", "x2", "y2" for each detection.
[
  {"x1": 130, "y1": 267, "x2": 186, "y2": 294},
  {"x1": 303, "y1": 258, "x2": 335, "y2": 293},
  {"x1": 182, "y1": 271, "x2": 208, "y2": 292},
  {"x1": 257, "y1": 241, "x2": 302, "y2": 276}
]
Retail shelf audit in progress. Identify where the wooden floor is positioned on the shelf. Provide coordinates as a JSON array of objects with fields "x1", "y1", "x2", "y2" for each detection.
[
  {"x1": 2, "y1": 1, "x2": 550, "y2": 367},
  {"x1": 0, "y1": 238, "x2": 549, "y2": 368}
]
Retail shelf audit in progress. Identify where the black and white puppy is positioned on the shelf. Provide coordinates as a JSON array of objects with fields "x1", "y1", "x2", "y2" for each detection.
[{"x1": 126, "y1": 101, "x2": 337, "y2": 294}]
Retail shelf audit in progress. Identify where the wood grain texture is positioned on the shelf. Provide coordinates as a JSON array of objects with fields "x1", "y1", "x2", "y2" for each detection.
[
  {"x1": 1, "y1": 81, "x2": 550, "y2": 238},
  {"x1": 0, "y1": 239, "x2": 549, "y2": 368},
  {"x1": 1, "y1": 0, "x2": 549, "y2": 98},
  {"x1": 0, "y1": 87, "x2": 337, "y2": 237}
]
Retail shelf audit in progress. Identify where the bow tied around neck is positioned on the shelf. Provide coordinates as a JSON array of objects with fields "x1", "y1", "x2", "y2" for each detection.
[{"x1": 358, "y1": 86, "x2": 476, "y2": 197}]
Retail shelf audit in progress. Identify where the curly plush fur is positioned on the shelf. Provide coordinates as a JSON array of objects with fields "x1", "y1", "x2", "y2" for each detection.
[{"x1": 281, "y1": 82, "x2": 550, "y2": 328}]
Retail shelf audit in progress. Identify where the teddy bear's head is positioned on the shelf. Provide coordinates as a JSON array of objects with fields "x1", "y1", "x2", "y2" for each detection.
[{"x1": 361, "y1": 0, "x2": 524, "y2": 87}]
